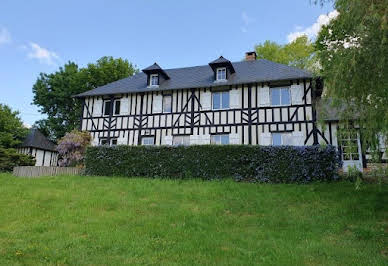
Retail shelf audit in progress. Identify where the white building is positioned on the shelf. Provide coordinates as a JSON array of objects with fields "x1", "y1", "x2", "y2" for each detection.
[
  {"x1": 18, "y1": 128, "x2": 58, "y2": 166},
  {"x1": 75, "y1": 52, "x2": 364, "y2": 171}
]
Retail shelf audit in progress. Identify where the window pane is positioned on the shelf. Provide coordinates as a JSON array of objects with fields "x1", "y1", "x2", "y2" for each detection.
[
  {"x1": 173, "y1": 136, "x2": 189, "y2": 146},
  {"x1": 221, "y1": 135, "x2": 229, "y2": 145},
  {"x1": 281, "y1": 88, "x2": 290, "y2": 105},
  {"x1": 100, "y1": 139, "x2": 108, "y2": 145},
  {"x1": 211, "y1": 135, "x2": 219, "y2": 144},
  {"x1": 272, "y1": 133, "x2": 282, "y2": 146},
  {"x1": 151, "y1": 75, "x2": 159, "y2": 85},
  {"x1": 222, "y1": 91, "x2": 229, "y2": 108},
  {"x1": 111, "y1": 139, "x2": 117, "y2": 146},
  {"x1": 271, "y1": 89, "x2": 281, "y2": 105},
  {"x1": 142, "y1": 137, "x2": 154, "y2": 146},
  {"x1": 114, "y1": 100, "x2": 121, "y2": 115},
  {"x1": 163, "y1": 96, "x2": 172, "y2": 113},
  {"x1": 104, "y1": 101, "x2": 111, "y2": 116},
  {"x1": 213, "y1": 92, "x2": 220, "y2": 109}
]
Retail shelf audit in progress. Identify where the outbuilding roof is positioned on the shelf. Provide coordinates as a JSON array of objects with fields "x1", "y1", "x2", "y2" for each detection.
[
  {"x1": 20, "y1": 128, "x2": 57, "y2": 152},
  {"x1": 75, "y1": 59, "x2": 312, "y2": 97}
]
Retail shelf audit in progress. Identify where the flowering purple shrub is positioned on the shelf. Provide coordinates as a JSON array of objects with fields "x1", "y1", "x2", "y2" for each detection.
[{"x1": 57, "y1": 130, "x2": 91, "y2": 167}]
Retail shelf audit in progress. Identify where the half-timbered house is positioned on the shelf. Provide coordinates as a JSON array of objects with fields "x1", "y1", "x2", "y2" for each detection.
[{"x1": 75, "y1": 52, "x2": 364, "y2": 171}]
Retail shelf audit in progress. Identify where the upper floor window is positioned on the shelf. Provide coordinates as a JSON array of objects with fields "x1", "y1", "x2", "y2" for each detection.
[
  {"x1": 216, "y1": 68, "x2": 226, "y2": 81},
  {"x1": 150, "y1": 74, "x2": 159, "y2": 86},
  {"x1": 104, "y1": 100, "x2": 121, "y2": 116},
  {"x1": 173, "y1": 135, "x2": 190, "y2": 146},
  {"x1": 212, "y1": 91, "x2": 229, "y2": 110},
  {"x1": 141, "y1": 136, "x2": 155, "y2": 146},
  {"x1": 163, "y1": 95, "x2": 172, "y2": 113},
  {"x1": 271, "y1": 87, "x2": 290, "y2": 106},
  {"x1": 211, "y1": 134, "x2": 229, "y2": 145}
]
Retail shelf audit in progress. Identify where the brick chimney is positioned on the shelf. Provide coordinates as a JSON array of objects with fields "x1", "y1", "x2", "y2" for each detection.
[{"x1": 245, "y1": 51, "x2": 257, "y2": 61}]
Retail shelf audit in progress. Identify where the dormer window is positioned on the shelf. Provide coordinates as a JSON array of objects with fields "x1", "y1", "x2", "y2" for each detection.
[
  {"x1": 216, "y1": 68, "x2": 226, "y2": 81},
  {"x1": 150, "y1": 74, "x2": 159, "y2": 86}
]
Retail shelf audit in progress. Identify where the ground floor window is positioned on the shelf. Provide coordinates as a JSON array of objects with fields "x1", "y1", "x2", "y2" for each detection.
[
  {"x1": 173, "y1": 135, "x2": 190, "y2": 146},
  {"x1": 211, "y1": 134, "x2": 229, "y2": 145},
  {"x1": 338, "y1": 129, "x2": 360, "y2": 160},
  {"x1": 141, "y1": 136, "x2": 155, "y2": 146},
  {"x1": 272, "y1": 133, "x2": 283, "y2": 146},
  {"x1": 100, "y1": 138, "x2": 118, "y2": 146}
]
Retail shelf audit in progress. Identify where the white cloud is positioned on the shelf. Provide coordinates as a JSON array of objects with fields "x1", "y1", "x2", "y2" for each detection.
[
  {"x1": 0, "y1": 27, "x2": 11, "y2": 45},
  {"x1": 26, "y1": 42, "x2": 60, "y2": 65},
  {"x1": 23, "y1": 122, "x2": 31, "y2": 129},
  {"x1": 241, "y1": 11, "x2": 255, "y2": 33},
  {"x1": 287, "y1": 10, "x2": 339, "y2": 43}
]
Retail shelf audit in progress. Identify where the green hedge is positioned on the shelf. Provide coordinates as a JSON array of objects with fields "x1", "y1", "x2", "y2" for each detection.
[
  {"x1": 0, "y1": 147, "x2": 36, "y2": 172},
  {"x1": 85, "y1": 145, "x2": 341, "y2": 183}
]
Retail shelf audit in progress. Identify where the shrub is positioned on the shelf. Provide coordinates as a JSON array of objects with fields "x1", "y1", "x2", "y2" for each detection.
[
  {"x1": 85, "y1": 145, "x2": 342, "y2": 183},
  {"x1": 57, "y1": 130, "x2": 91, "y2": 167},
  {"x1": 0, "y1": 147, "x2": 35, "y2": 172}
]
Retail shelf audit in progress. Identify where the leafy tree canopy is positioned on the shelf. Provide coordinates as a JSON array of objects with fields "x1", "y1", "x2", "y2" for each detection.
[
  {"x1": 316, "y1": 0, "x2": 388, "y2": 151},
  {"x1": 0, "y1": 104, "x2": 28, "y2": 148},
  {"x1": 33, "y1": 56, "x2": 138, "y2": 140},
  {"x1": 254, "y1": 36, "x2": 317, "y2": 71}
]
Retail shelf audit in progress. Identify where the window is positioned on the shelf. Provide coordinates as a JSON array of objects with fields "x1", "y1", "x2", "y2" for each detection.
[
  {"x1": 104, "y1": 101, "x2": 111, "y2": 116},
  {"x1": 100, "y1": 138, "x2": 117, "y2": 146},
  {"x1": 104, "y1": 100, "x2": 120, "y2": 116},
  {"x1": 272, "y1": 133, "x2": 282, "y2": 146},
  {"x1": 173, "y1": 136, "x2": 190, "y2": 146},
  {"x1": 114, "y1": 100, "x2": 120, "y2": 115},
  {"x1": 150, "y1": 74, "x2": 159, "y2": 86},
  {"x1": 339, "y1": 130, "x2": 360, "y2": 160},
  {"x1": 216, "y1": 68, "x2": 226, "y2": 80},
  {"x1": 163, "y1": 95, "x2": 172, "y2": 113},
  {"x1": 212, "y1": 91, "x2": 229, "y2": 109},
  {"x1": 271, "y1": 87, "x2": 290, "y2": 106},
  {"x1": 141, "y1": 137, "x2": 154, "y2": 146},
  {"x1": 211, "y1": 134, "x2": 229, "y2": 145}
]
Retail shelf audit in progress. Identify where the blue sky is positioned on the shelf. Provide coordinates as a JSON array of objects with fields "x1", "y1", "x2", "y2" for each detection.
[{"x1": 0, "y1": 0, "x2": 334, "y2": 126}]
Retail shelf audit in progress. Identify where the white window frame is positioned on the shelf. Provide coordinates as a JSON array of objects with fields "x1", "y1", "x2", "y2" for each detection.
[
  {"x1": 141, "y1": 136, "x2": 155, "y2": 146},
  {"x1": 162, "y1": 95, "x2": 172, "y2": 113},
  {"x1": 270, "y1": 87, "x2": 291, "y2": 106},
  {"x1": 212, "y1": 91, "x2": 230, "y2": 110},
  {"x1": 216, "y1": 67, "x2": 227, "y2": 81},
  {"x1": 172, "y1": 135, "x2": 190, "y2": 146},
  {"x1": 150, "y1": 74, "x2": 159, "y2": 86},
  {"x1": 210, "y1": 134, "x2": 230, "y2": 145},
  {"x1": 99, "y1": 138, "x2": 118, "y2": 146},
  {"x1": 103, "y1": 100, "x2": 121, "y2": 116}
]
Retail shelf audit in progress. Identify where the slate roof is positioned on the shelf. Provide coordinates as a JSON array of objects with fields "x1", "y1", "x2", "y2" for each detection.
[
  {"x1": 75, "y1": 59, "x2": 312, "y2": 98},
  {"x1": 142, "y1": 62, "x2": 164, "y2": 72},
  {"x1": 20, "y1": 128, "x2": 57, "y2": 152},
  {"x1": 209, "y1": 56, "x2": 232, "y2": 65}
]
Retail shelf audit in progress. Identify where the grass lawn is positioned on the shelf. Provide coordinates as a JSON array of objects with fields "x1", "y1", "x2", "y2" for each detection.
[{"x1": 0, "y1": 173, "x2": 387, "y2": 265}]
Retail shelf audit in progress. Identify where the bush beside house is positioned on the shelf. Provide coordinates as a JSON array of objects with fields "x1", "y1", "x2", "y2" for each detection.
[{"x1": 85, "y1": 145, "x2": 341, "y2": 183}]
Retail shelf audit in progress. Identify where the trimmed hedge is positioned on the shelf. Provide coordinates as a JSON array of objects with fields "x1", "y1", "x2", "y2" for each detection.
[{"x1": 85, "y1": 145, "x2": 342, "y2": 183}]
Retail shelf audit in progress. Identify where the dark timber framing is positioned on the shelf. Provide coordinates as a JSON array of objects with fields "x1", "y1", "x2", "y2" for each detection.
[{"x1": 80, "y1": 78, "x2": 331, "y2": 146}]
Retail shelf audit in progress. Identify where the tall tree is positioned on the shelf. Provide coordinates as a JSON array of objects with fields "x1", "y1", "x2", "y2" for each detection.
[
  {"x1": 0, "y1": 104, "x2": 28, "y2": 148},
  {"x1": 33, "y1": 56, "x2": 138, "y2": 140},
  {"x1": 254, "y1": 36, "x2": 317, "y2": 71},
  {"x1": 316, "y1": 0, "x2": 388, "y2": 151}
]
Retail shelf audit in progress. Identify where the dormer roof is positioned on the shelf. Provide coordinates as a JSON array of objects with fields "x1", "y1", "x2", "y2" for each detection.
[
  {"x1": 208, "y1": 56, "x2": 235, "y2": 74},
  {"x1": 142, "y1": 62, "x2": 170, "y2": 80}
]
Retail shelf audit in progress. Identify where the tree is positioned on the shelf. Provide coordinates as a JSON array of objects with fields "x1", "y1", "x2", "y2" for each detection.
[
  {"x1": 0, "y1": 104, "x2": 28, "y2": 148},
  {"x1": 254, "y1": 36, "x2": 317, "y2": 71},
  {"x1": 56, "y1": 130, "x2": 91, "y2": 167},
  {"x1": 33, "y1": 56, "x2": 138, "y2": 140},
  {"x1": 316, "y1": 0, "x2": 388, "y2": 152},
  {"x1": 0, "y1": 104, "x2": 35, "y2": 171}
]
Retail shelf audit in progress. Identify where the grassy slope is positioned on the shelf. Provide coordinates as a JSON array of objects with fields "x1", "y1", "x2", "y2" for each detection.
[{"x1": 0, "y1": 173, "x2": 387, "y2": 265}]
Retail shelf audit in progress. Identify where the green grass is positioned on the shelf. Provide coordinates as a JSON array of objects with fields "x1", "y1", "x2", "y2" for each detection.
[{"x1": 0, "y1": 173, "x2": 387, "y2": 265}]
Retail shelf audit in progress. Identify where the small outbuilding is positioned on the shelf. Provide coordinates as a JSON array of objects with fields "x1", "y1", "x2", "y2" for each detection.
[{"x1": 18, "y1": 128, "x2": 58, "y2": 166}]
